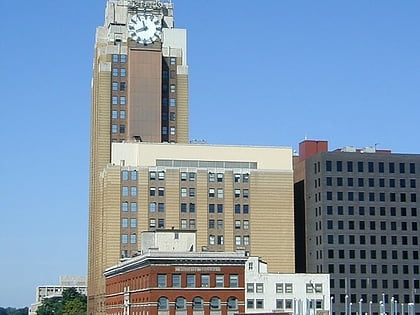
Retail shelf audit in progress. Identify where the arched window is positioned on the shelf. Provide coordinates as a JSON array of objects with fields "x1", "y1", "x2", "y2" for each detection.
[
  {"x1": 176, "y1": 297, "x2": 186, "y2": 310},
  {"x1": 158, "y1": 297, "x2": 168, "y2": 310},
  {"x1": 227, "y1": 297, "x2": 238, "y2": 310},
  {"x1": 210, "y1": 297, "x2": 220, "y2": 310},
  {"x1": 193, "y1": 297, "x2": 204, "y2": 310}
]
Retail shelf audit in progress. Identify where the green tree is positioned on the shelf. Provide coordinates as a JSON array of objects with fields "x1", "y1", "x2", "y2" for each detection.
[
  {"x1": 62, "y1": 298, "x2": 87, "y2": 315},
  {"x1": 36, "y1": 288, "x2": 86, "y2": 315},
  {"x1": 36, "y1": 296, "x2": 64, "y2": 315}
]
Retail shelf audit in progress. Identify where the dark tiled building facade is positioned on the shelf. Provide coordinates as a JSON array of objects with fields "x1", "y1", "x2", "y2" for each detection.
[{"x1": 295, "y1": 141, "x2": 420, "y2": 315}]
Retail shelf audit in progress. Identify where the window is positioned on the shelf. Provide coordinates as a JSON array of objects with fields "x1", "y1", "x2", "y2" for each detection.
[
  {"x1": 326, "y1": 177, "x2": 332, "y2": 186},
  {"x1": 209, "y1": 204, "x2": 215, "y2": 213},
  {"x1": 112, "y1": 124, "x2": 118, "y2": 134},
  {"x1": 112, "y1": 82, "x2": 118, "y2": 90},
  {"x1": 243, "y1": 220, "x2": 249, "y2": 229},
  {"x1": 169, "y1": 98, "x2": 176, "y2": 107},
  {"x1": 120, "y1": 96, "x2": 126, "y2": 105},
  {"x1": 129, "y1": 186, "x2": 136, "y2": 196},
  {"x1": 255, "y1": 283, "x2": 264, "y2": 293},
  {"x1": 215, "y1": 275, "x2": 224, "y2": 287},
  {"x1": 247, "y1": 299, "x2": 254, "y2": 309},
  {"x1": 228, "y1": 297, "x2": 238, "y2": 310},
  {"x1": 130, "y1": 233, "x2": 137, "y2": 244},
  {"x1": 130, "y1": 218, "x2": 137, "y2": 228},
  {"x1": 389, "y1": 162, "x2": 395, "y2": 173},
  {"x1": 121, "y1": 218, "x2": 128, "y2": 228},
  {"x1": 149, "y1": 187, "x2": 156, "y2": 197},
  {"x1": 208, "y1": 188, "x2": 215, "y2": 198},
  {"x1": 201, "y1": 274, "x2": 210, "y2": 287},
  {"x1": 121, "y1": 202, "x2": 128, "y2": 212},
  {"x1": 180, "y1": 219, "x2": 187, "y2": 229},
  {"x1": 120, "y1": 82, "x2": 126, "y2": 91},
  {"x1": 217, "y1": 204, "x2": 223, "y2": 213},
  {"x1": 186, "y1": 274, "x2": 195, "y2": 287},
  {"x1": 175, "y1": 297, "x2": 186, "y2": 310},
  {"x1": 158, "y1": 274, "x2": 166, "y2": 287},
  {"x1": 149, "y1": 219, "x2": 156, "y2": 228},
  {"x1": 172, "y1": 274, "x2": 181, "y2": 287},
  {"x1": 326, "y1": 161, "x2": 332, "y2": 171},
  {"x1": 158, "y1": 219, "x2": 165, "y2": 229},
  {"x1": 158, "y1": 187, "x2": 165, "y2": 196},
  {"x1": 247, "y1": 283, "x2": 254, "y2": 293},
  {"x1": 276, "y1": 299, "x2": 284, "y2": 309},
  {"x1": 214, "y1": 173, "x2": 223, "y2": 183},
  {"x1": 243, "y1": 189, "x2": 249, "y2": 198},
  {"x1": 210, "y1": 297, "x2": 220, "y2": 310},
  {"x1": 122, "y1": 186, "x2": 129, "y2": 196},
  {"x1": 255, "y1": 299, "x2": 264, "y2": 309},
  {"x1": 217, "y1": 188, "x2": 224, "y2": 198},
  {"x1": 193, "y1": 297, "x2": 203, "y2": 310},
  {"x1": 208, "y1": 219, "x2": 215, "y2": 229},
  {"x1": 276, "y1": 283, "x2": 283, "y2": 293},
  {"x1": 243, "y1": 205, "x2": 249, "y2": 213},
  {"x1": 217, "y1": 235, "x2": 224, "y2": 245},
  {"x1": 337, "y1": 161, "x2": 343, "y2": 172},
  {"x1": 208, "y1": 172, "x2": 215, "y2": 182},
  {"x1": 158, "y1": 297, "x2": 168, "y2": 310},
  {"x1": 234, "y1": 189, "x2": 241, "y2": 198},
  {"x1": 112, "y1": 110, "x2": 118, "y2": 119},
  {"x1": 181, "y1": 188, "x2": 187, "y2": 198},
  {"x1": 285, "y1": 283, "x2": 293, "y2": 293}
]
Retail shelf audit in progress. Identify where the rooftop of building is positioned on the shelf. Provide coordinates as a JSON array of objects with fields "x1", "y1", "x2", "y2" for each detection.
[
  {"x1": 297, "y1": 139, "x2": 420, "y2": 161},
  {"x1": 104, "y1": 250, "x2": 249, "y2": 277},
  {"x1": 111, "y1": 141, "x2": 293, "y2": 171}
]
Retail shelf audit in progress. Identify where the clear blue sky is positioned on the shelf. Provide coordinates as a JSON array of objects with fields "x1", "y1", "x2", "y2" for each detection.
[{"x1": 1, "y1": 0, "x2": 419, "y2": 308}]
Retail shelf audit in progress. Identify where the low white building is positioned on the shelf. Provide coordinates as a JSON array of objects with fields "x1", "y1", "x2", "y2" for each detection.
[
  {"x1": 246, "y1": 257, "x2": 330, "y2": 315},
  {"x1": 28, "y1": 276, "x2": 87, "y2": 315}
]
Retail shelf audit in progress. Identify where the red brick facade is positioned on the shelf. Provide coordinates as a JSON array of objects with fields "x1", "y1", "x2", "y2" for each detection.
[{"x1": 104, "y1": 252, "x2": 247, "y2": 315}]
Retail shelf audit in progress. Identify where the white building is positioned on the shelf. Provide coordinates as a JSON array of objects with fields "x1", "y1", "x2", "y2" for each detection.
[
  {"x1": 28, "y1": 276, "x2": 87, "y2": 315},
  {"x1": 246, "y1": 257, "x2": 331, "y2": 315}
]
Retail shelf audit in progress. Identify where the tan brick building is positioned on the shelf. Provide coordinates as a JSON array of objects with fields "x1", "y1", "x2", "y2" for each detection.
[
  {"x1": 89, "y1": 1, "x2": 295, "y2": 314},
  {"x1": 89, "y1": 0, "x2": 188, "y2": 313}
]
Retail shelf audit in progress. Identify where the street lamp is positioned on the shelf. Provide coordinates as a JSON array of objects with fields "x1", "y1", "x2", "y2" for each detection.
[
  {"x1": 369, "y1": 301, "x2": 372, "y2": 315},
  {"x1": 359, "y1": 299, "x2": 363, "y2": 315},
  {"x1": 380, "y1": 301, "x2": 385, "y2": 315},
  {"x1": 382, "y1": 293, "x2": 386, "y2": 314},
  {"x1": 345, "y1": 295, "x2": 349, "y2": 315},
  {"x1": 349, "y1": 302, "x2": 353, "y2": 315},
  {"x1": 391, "y1": 297, "x2": 394, "y2": 315},
  {"x1": 330, "y1": 296, "x2": 334, "y2": 315},
  {"x1": 401, "y1": 303, "x2": 404, "y2": 315}
]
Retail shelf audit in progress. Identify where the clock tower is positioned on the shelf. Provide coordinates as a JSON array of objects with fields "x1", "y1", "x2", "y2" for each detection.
[{"x1": 89, "y1": 0, "x2": 189, "y2": 313}]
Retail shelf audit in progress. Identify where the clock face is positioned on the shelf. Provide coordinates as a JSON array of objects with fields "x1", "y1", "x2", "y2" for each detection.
[{"x1": 128, "y1": 14, "x2": 162, "y2": 45}]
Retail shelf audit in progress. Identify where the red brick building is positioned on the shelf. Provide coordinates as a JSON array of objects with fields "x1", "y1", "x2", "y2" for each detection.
[{"x1": 104, "y1": 251, "x2": 248, "y2": 315}]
